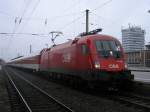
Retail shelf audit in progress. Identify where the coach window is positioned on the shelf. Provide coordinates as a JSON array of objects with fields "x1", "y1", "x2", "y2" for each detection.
[{"x1": 82, "y1": 44, "x2": 89, "y2": 55}]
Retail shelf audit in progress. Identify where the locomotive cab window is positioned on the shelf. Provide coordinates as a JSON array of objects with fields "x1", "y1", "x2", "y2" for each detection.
[
  {"x1": 95, "y1": 40, "x2": 122, "y2": 58},
  {"x1": 81, "y1": 44, "x2": 89, "y2": 55}
]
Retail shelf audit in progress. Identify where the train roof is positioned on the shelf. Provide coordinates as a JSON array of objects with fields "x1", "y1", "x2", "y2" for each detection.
[
  {"x1": 47, "y1": 34, "x2": 119, "y2": 51},
  {"x1": 79, "y1": 34, "x2": 118, "y2": 41},
  {"x1": 8, "y1": 51, "x2": 40, "y2": 63}
]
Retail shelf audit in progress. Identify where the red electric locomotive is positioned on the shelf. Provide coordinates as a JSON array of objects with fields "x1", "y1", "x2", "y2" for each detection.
[
  {"x1": 7, "y1": 29, "x2": 134, "y2": 88},
  {"x1": 39, "y1": 29, "x2": 134, "y2": 87}
]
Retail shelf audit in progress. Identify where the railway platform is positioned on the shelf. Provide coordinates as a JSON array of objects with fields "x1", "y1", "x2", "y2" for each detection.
[
  {"x1": 129, "y1": 66, "x2": 150, "y2": 84},
  {"x1": 129, "y1": 66, "x2": 150, "y2": 72},
  {"x1": 0, "y1": 69, "x2": 11, "y2": 112}
]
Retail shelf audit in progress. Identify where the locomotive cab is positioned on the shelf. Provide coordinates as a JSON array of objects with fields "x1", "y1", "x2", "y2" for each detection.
[
  {"x1": 93, "y1": 39, "x2": 125, "y2": 71},
  {"x1": 81, "y1": 34, "x2": 134, "y2": 83}
]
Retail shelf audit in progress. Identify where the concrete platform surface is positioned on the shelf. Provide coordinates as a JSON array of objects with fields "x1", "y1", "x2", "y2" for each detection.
[
  {"x1": 132, "y1": 71, "x2": 150, "y2": 84},
  {"x1": 129, "y1": 66, "x2": 150, "y2": 72}
]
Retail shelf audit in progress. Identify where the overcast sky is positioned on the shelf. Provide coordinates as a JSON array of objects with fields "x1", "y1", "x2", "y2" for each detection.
[{"x1": 0, "y1": 0, "x2": 150, "y2": 61}]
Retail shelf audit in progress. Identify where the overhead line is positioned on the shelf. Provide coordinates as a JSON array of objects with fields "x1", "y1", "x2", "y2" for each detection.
[
  {"x1": 91, "y1": 12, "x2": 107, "y2": 21},
  {"x1": 91, "y1": 12, "x2": 117, "y2": 25},
  {"x1": 0, "y1": 11, "x2": 83, "y2": 21},
  {"x1": 28, "y1": 0, "x2": 40, "y2": 17},
  {"x1": 19, "y1": 0, "x2": 31, "y2": 19},
  {"x1": 59, "y1": 14, "x2": 84, "y2": 31},
  {"x1": 0, "y1": 32, "x2": 49, "y2": 37},
  {"x1": 6, "y1": 0, "x2": 32, "y2": 53},
  {"x1": 62, "y1": 0, "x2": 81, "y2": 13},
  {"x1": 18, "y1": 0, "x2": 41, "y2": 33},
  {"x1": 0, "y1": 11, "x2": 15, "y2": 18},
  {"x1": 91, "y1": 0, "x2": 112, "y2": 11},
  {"x1": 12, "y1": 0, "x2": 32, "y2": 32}
]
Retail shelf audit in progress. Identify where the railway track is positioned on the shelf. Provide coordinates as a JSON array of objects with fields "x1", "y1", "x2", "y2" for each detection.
[
  {"x1": 112, "y1": 92, "x2": 150, "y2": 111},
  {"x1": 5, "y1": 67, "x2": 150, "y2": 112},
  {"x1": 4, "y1": 68, "x2": 74, "y2": 112}
]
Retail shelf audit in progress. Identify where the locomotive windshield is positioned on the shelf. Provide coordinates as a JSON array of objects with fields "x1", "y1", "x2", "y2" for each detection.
[{"x1": 95, "y1": 40, "x2": 122, "y2": 58}]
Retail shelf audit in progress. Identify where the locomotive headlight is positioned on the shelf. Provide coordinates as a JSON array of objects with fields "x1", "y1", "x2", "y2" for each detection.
[
  {"x1": 125, "y1": 62, "x2": 128, "y2": 69},
  {"x1": 94, "y1": 61, "x2": 100, "y2": 69}
]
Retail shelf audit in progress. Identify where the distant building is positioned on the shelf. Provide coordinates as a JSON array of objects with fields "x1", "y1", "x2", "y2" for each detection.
[
  {"x1": 122, "y1": 25, "x2": 145, "y2": 52},
  {"x1": 145, "y1": 42, "x2": 150, "y2": 50},
  {"x1": 125, "y1": 43, "x2": 150, "y2": 67},
  {"x1": 125, "y1": 50, "x2": 150, "y2": 67}
]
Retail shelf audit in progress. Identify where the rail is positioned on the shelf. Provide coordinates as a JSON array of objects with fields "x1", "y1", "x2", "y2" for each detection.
[{"x1": 4, "y1": 67, "x2": 74, "y2": 112}]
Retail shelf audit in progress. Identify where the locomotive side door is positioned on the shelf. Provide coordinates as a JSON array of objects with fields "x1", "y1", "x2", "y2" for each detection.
[{"x1": 77, "y1": 43, "x2": 91, "y2": 70}]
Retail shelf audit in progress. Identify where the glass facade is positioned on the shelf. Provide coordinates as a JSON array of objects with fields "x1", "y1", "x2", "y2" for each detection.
[{"x1": 122, "y1": 26, "x2": 145, "y2": 52}]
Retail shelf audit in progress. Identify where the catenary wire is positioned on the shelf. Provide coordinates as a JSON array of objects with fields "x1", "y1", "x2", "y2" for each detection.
[{"x1": 91, "y1": 0, "x2": 112, "y2": 11}]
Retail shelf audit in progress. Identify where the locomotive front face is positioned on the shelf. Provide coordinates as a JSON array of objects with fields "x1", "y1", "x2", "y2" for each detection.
[{"x1": 93, "y1": 39, "x2": 126, "y2": 72}]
